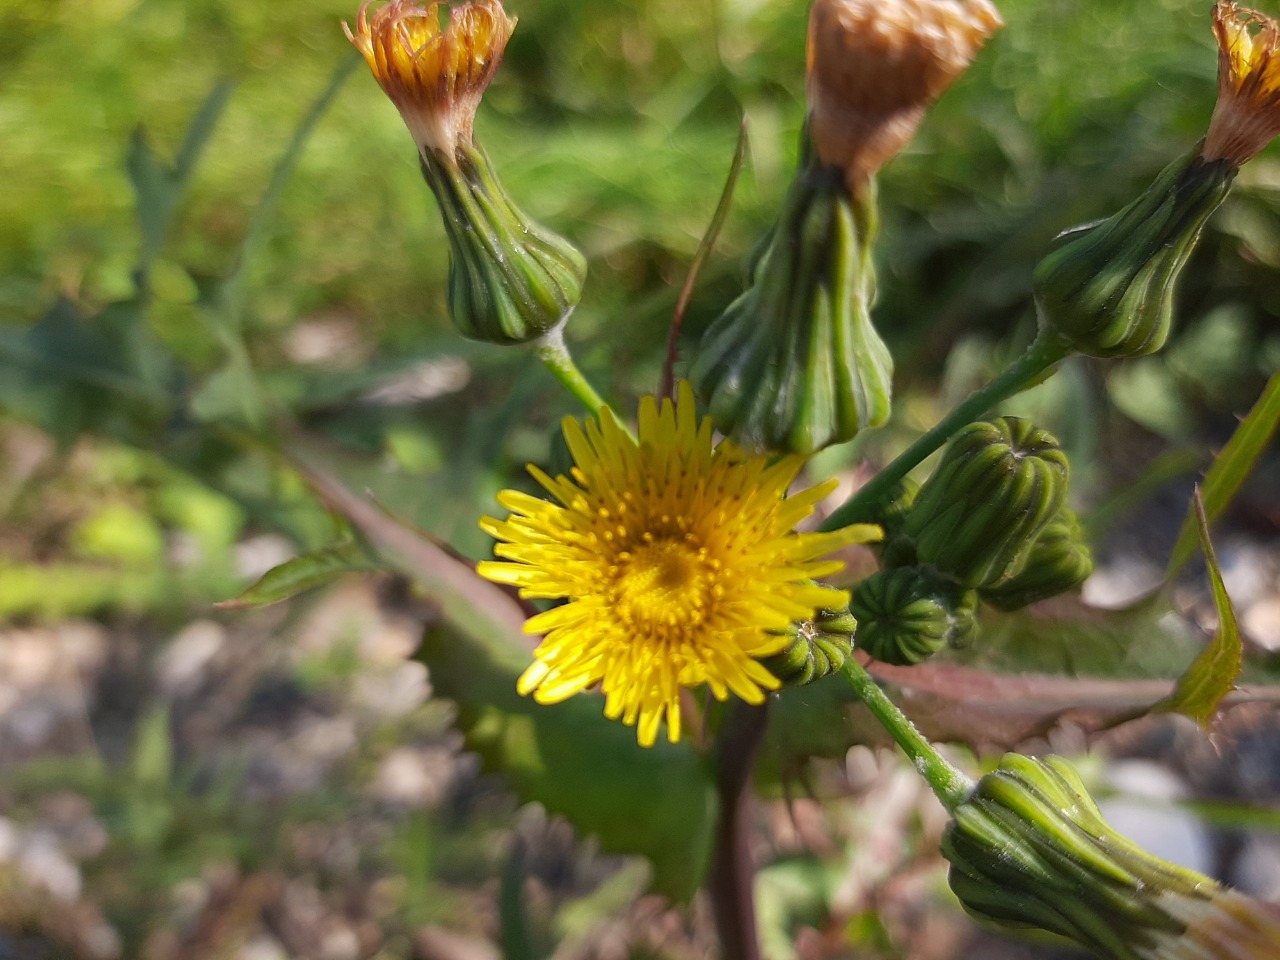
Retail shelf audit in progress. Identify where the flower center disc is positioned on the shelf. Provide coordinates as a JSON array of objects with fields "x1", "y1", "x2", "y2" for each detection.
[{"x1": 612, "y1": 538, "x2": 713, "y2": 634}]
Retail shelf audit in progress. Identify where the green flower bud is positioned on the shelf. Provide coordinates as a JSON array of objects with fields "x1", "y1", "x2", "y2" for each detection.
[
  {"x1": 906, "y1": 418, "x2": 1069, "y2": 588},
  {"x1": 421, "y1": 143, "x2": 587, "y2": 345},
  {"x1": 689, "y1": 140, "x2": 892, "y2": 455},
  {"x1": 851, "y1": 567, "x2": 979, "y2": 666},
  {"x1": 943, "y1": 753, "x2": 1280, "y2": 960},
  {"x1": 980, "y1": 506, "x2": 1094, "y2": 611},
  {"x1": 855, "y1": 476, "x2": 921, "y2": 568},
  {"x1": 762, "y1": 604, "x2": 858, "y2": 686},
  {"x1": 1034, "y1": 150, "x2": 1235, "y2": 359}
]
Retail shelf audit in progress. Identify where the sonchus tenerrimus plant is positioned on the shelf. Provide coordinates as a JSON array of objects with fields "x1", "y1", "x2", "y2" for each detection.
[{"x1": 341, "y1": 1, "x2": 1280, "y2": 958}]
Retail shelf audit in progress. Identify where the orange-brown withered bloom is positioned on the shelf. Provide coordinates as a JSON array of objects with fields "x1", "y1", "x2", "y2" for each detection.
[
  {"x1": 806, "y1": 0, "x2": 1002, "y2": 190},
  {"x1": 1204, "y1": 1, "x2": 1280, "y2": 167},
  {"x1": 344, "y1": 0, "x2": 516, "y2": 161}
]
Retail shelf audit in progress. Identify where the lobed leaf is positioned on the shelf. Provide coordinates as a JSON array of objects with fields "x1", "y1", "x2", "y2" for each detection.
[{"x1": 1157, "y1": 490, "x2": 1244, "y2": 727}]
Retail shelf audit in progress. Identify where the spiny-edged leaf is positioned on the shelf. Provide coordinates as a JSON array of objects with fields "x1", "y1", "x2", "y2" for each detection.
[
  {"x1": 1157, "y1": 490, "x2": 1243, "y2": 726},
  {"x1": 763, "y1": 657, "x2": 1280, "y2": 774},
  {"x1": 1168, "y1": 371, "x2": 1280, "y2": 576},
  {"x1": 760, "y1": 591, "x2": 1279, "y2": 776},
  {"x1": 287, "y1": 454, "x2": 717, "y2": 899},
  {"x1": 217, "y1": 542, "x2": 378, "y2": 609},
  {"x1": 418, "y1": 623, "x2": 715, "y2": 901}
]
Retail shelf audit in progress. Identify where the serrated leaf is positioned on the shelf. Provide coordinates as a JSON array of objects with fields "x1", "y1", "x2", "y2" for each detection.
[
  {"x1": 290, "y1": 455, "x2": 717, "y2": 899},
  {"x1": 218, "y1": 542, "x2": 378, "y2": 609},
  {"x1": 1157, "y1": 490, "x2": 1243, "y2": 726},
  {"x1": 760, "y1": 590, "x2": 1280, "y2": 775},
  {"x1": 1167, "y1": 371, "x2": 1280, "y2": 576}
]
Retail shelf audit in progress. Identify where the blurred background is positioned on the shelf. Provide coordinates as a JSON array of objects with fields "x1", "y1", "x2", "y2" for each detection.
[{"x1": 1, "y1": 0, "x2": 1278, "y2": 957}]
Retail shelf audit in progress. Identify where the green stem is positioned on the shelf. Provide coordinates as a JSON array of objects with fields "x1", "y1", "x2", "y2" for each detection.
[
  {"x1": 840, "y1": 657, "x2": 973, "y2": 811},
  {"x1": 532, "y1": 328, "x2": 615, "y2": 419},
  {"x1": 821, "y1": 332, "x2": 1070, "y2": 531}
]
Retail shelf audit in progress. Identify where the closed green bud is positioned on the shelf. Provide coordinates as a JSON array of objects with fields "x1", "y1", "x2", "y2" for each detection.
[
  {"x1": 856, "y1": 476, "x2": 921, "y2": 568},
  {"x1": 906, "y1": 417, "x2": 1069, "y2": 588},
  {"x1": 943, "y1": 752, "x2": 1280, "y2": 960},
  {"x1": 762, "y1": 603, "x2": 858, "y2": 686},
  {"x1": 689, "y1": 139, "x2": 892, "y2": 455},
  {"x1": 851, "y1": 567, "x2": 979, "y2": 666},
  {"x1": 1034, "y1": 150, "x2": 1235, "y2": 359},
  {"x1": 980, "y1": 506, "x2": 1094, "y2": 611},
  {"x1": 421, "y1": 143, "x2": 587, "y2": 345}
]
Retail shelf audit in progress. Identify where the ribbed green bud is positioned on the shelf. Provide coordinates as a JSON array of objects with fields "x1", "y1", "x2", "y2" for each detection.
[
  {"x1": 942, "y1": 753, "x2": 1280, "y2": 960},
  {"x1": 420, "y1": 142, "x2": 587, "y2": 345},
  {"x1": 857, "y1": 476, "x2": 921, "y2": 568},
  {"x1": 851, "y1": 567, "x2": 979, "y2": 666},
  {"x1": 762, "y1": 604, "x2": 858, "y2": 686},
  {"x1": 689, "y1": 141, "x2": 892, "y2": 455},
  {"x1": 980, "y1": 506, "x2": 1094, "y2": 611},
  {"x1": 906, "y1": 418, "x2": 1069, "y2": 588},
  {"x1": 1034, "y1": 150, "x2": 1235, "y2": 359}
]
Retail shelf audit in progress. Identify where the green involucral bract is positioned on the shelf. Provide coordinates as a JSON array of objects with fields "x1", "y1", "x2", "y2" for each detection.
[
  {"x1": 689, "y1": 148, "x2": 892, "y2": 455},
  {"x1": 1034, "y1": 150, "x2": 1236, "y2": 359},
  {"x1": 905, "y1": 417, "x2": 1069, "y2": 589},
  {"x1": 979, "y1": 505, "x2": 1094, "y2": 611},
  {"x1": 420, "y1": 142, "x2": 587, "y2": 345},
  {"x1": 851, "y1": 566, "x2": 979, "y2": 666},
  {"x1": 941, "y1": 753, "x2": 1272, "y2": 960},
  {"x1": 762, "y1": 603, "x2": 858, "y2": 686}
]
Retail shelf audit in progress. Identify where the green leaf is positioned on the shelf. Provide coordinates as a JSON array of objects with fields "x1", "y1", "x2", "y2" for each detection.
[
  {"x1": 1157, "y1": 490, "x2": 1243, "y2": 727},
  {"x1": 418, "y1": 623, "x2": 716, "y2": 901},
  {"x1": 217, "y1": 542, "x2": 378, "y2": 609},
  {"x1": 1167, "y1": 370, "x2": 1280, "y2": 576}
]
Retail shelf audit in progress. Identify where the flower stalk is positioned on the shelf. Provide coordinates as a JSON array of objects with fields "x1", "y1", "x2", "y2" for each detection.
[{"x1": 839, "y1": 657, "x2": 974, "y2": 811}]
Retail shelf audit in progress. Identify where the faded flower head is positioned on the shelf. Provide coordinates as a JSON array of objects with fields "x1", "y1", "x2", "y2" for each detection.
[
  {"x1": 944, "y1": 753, "x2": 1280, "y2": 960},
  {"x1": 1204, "y1": 1, "x2": 1280, "y2": 167},
  {"x1": 478, "y1": 383, "x2": 879, "y2": 747},
  {"x1": 345, "y1": 0, "x2": 516, "y2": 159},
  {"x1": 806, "y1": 0, "x2": 1002, "y2": 189}
]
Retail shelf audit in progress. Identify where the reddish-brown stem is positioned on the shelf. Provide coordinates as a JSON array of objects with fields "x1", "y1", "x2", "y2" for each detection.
[{"x1": 707, "y1": 699, "x2": 769, "y2": 960}]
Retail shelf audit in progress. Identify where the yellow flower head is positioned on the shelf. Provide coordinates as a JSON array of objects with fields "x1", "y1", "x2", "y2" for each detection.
[
  {"x1": 478, "y1": 383, "x2": 880, "y2": 747},
  {"x1": 344, "y1": 0, "x2": 516, "y2": 160},
  {"x1": 806, "y1": 0, "x2": 1002, "y2": 191},
  {"x1": 1204, "y1": 1, "x2": 1280, "y2": 167}
]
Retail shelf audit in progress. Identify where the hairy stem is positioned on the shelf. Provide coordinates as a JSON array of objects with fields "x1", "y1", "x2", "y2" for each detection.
[
  {"x1": 532, "y1": 328, "x2": 613, "y2": 418},
  {"x1": 840, "y1": 657, "x2": 974, "y2": 811}
]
